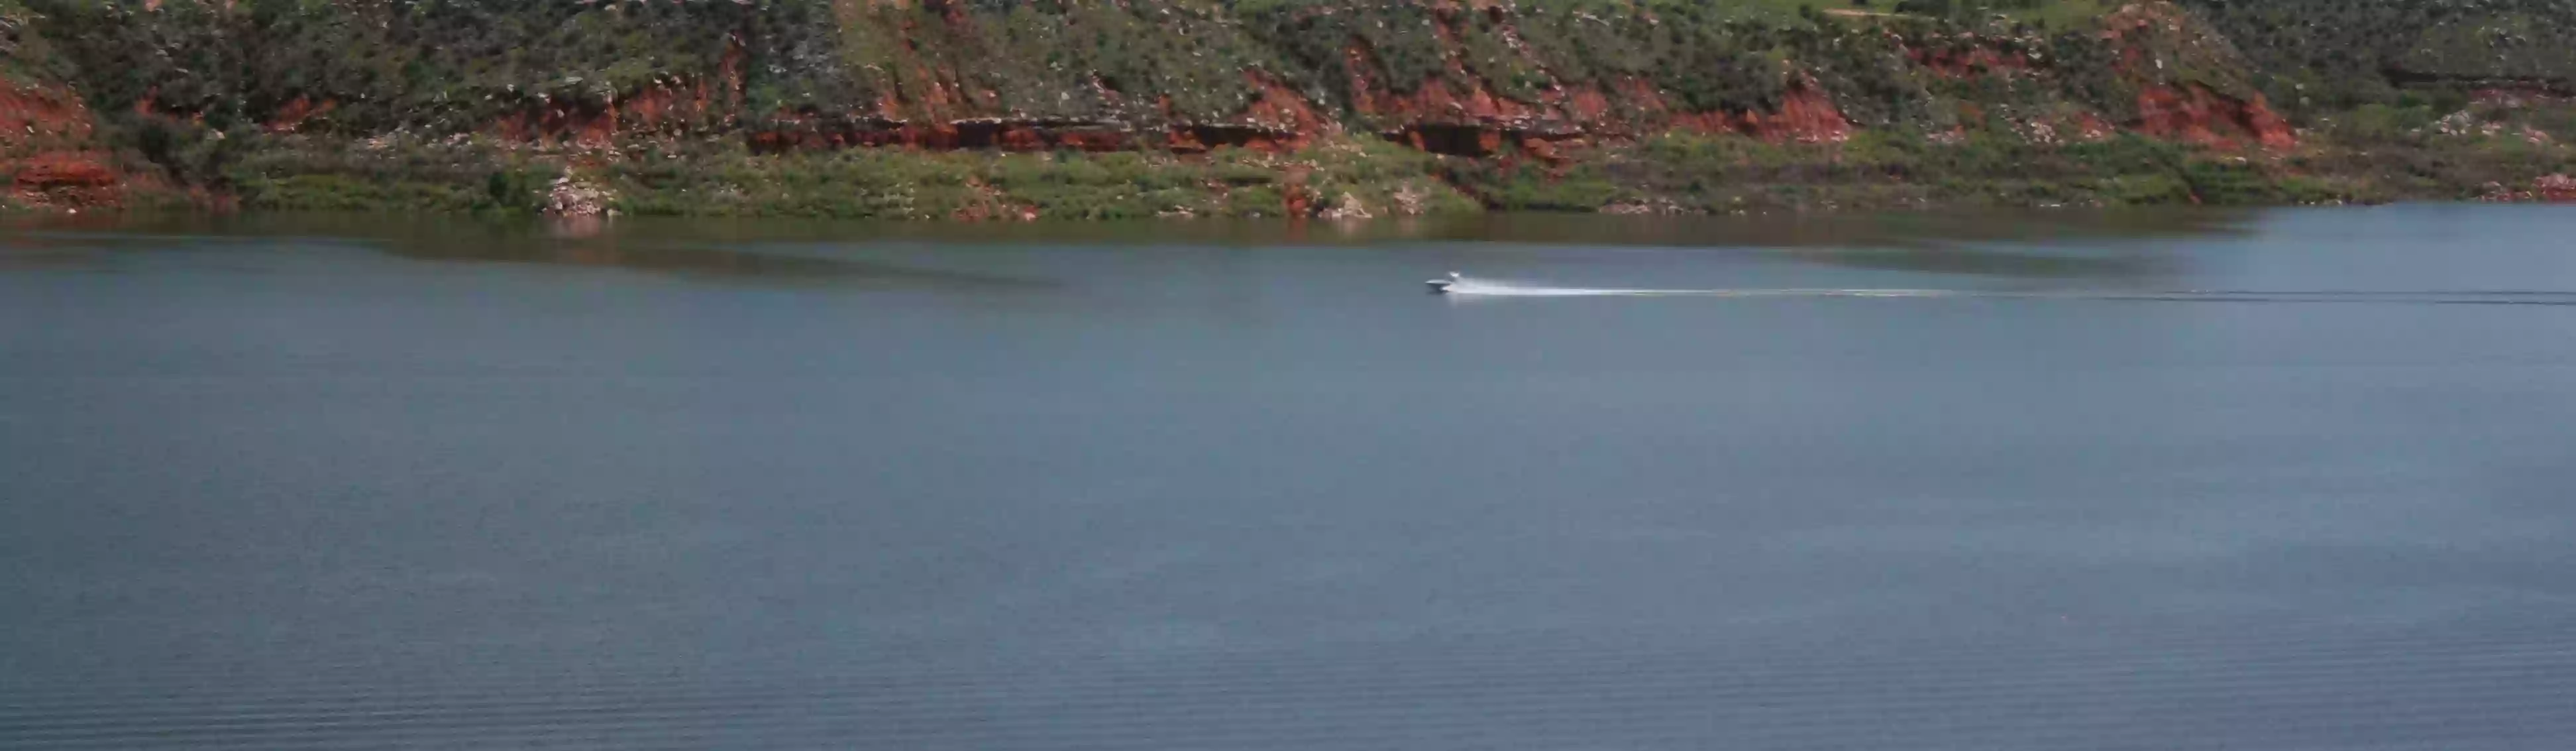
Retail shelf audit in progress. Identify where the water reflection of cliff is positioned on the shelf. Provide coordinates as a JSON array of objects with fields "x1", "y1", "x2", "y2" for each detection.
[
  {"x1": 433, "y1": 211, "x2": 2210, "y2": 288},
  {"x1": 4, "y1": 208, "x2": 2239, "y2": 287},
  {"x1": 0, "y1": 213, "x2": 1051, "y2": 290},
  {"x1": 411, "y1": 233, "x2": 1038, "y2": 290},
  {"x1": 403, "y1": 218, "x2": 1057, "y2": 290},
  {"x1": 1434, "y1": 210, "x2": 2232, "y2": 286}
]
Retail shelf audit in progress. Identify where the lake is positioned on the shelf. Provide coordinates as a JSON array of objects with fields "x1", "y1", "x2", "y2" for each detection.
[{"x1": 5, "y1": 205, "x2": 2575, "y2": 750}]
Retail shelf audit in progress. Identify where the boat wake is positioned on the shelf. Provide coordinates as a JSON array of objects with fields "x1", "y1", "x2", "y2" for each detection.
[{"x1": 1437, "y1": 277, "x2": 2576, "y2": 306}]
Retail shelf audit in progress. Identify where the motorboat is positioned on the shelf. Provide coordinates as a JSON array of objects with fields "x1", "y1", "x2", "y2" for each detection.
[{"x1": 1426, "y1": 271, "x2": 1460, "y2": 294}]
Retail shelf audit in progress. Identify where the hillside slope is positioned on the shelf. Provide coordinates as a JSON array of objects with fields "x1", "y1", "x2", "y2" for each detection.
[{"x1": 3, "y1": 0, "x2": 2572, "y2": 217}]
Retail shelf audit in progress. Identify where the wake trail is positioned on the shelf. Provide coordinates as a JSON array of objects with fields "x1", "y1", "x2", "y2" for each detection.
[{"x1": 1438, "y1": 278, "x2": 2576, "y2": 306}]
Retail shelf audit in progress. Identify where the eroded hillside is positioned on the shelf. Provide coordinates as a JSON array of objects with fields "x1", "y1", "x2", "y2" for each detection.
[{"x1": 1, "y1": 0, "x2": 2571, "y2": 217}]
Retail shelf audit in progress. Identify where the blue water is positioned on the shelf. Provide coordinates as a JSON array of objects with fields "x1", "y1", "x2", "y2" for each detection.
[{"x1": 5, "y1": 205, "x2": 2575, "y2": 750}]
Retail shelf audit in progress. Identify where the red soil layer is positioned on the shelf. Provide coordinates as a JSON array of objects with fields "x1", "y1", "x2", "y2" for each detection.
[
  {"x1": 2134, "y1": 83, "x2": 2296, "y2": 150},
  {"x1": 0, "y1": 82, "x2": 125, "y2": 208},
  {"x1": 2537, "y1": 174, "x2": 2576, "y2": 202},
  {"x1": 1907, "y1": 44, "x2": 2033, "y2": 79}
]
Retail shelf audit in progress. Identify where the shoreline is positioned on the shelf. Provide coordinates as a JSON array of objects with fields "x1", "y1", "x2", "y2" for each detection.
[{"x1": 10, "y1": 130, "x2": 2571, "y2": 220}]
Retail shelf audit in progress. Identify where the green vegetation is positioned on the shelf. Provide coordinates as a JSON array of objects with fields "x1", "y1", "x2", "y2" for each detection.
[
  {"x1": 611, "y1": 135, "x2": 1475, "y2": 219},
  {"x1": 2182, "y1": 0, "x2": 2576, "y2": 118},
  {"x1": 833, "y1": 0, "x2": 1281, "y2": 123},
  {"x1": 23, "y1": 0, "x2": 855, "y2": 133},
  {"x1": 1449, "y1": 107, "x2": 2576, "y2": 212},
  {"x1": 1445, "y1": 131, "x2": 2256, "y2": 211},
  {"x1": 197, "y1": 131, "x2": 1476, "y2": 219},
  {"x1": 217, "y1": 134, "x2": 551, "y2": 213},
  {"x1": 0, "y1": 0, "x2": 67, "y2": 84}
]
